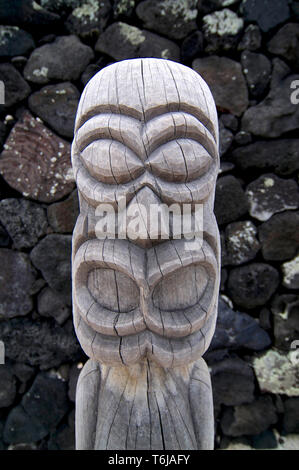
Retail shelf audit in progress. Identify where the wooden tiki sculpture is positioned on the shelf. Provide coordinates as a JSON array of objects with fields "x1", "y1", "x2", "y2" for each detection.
[{"x1": 71, "y1": 58, "x2": 220, "y2": 450}]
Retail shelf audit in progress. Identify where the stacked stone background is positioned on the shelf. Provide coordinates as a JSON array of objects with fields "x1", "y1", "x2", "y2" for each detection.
[{"x1": 0, "y1": 0, "x2": 298, "y2": 450}]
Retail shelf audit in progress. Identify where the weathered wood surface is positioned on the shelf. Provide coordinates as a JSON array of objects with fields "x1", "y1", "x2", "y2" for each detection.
[{"x1": 72, "y1": 58, "x2": 220, "y2": 450}]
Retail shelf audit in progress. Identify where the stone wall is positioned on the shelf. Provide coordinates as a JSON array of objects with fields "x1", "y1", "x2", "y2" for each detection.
[{"x1": 0, "y1": 0, "x2": 298, "y2": 450}]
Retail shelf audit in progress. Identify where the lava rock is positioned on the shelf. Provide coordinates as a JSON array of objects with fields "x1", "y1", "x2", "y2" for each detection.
[
  {"x1": 271, "y1": 294, "x2": 299, "y2": 351},
  {"x1": 0, "y1": 367, "x2": 16, "y2": 408},
  {"x1": 0, "y1": 199, "x2": 48, "y2": 250},
  {"x1": 214, "y1": 175, "x2": 248, "y2": 226},
  {"x1": 95, "y1": 22, "x2": 180, "y2": 62},
  {"x1": 198, "y1": 0, "x2": 239, "y2": 14},
  {"x1": 113, "y1": 0, "x2": 136, "y2": 19},
  {"x1": 238, "y1": 24, "x2": 262, "y2": 51},
  {"x1": 37, "y1": 287, "x2": 71, "y2": 325},
  {"x1": 28, "y1": 82, "x2": 80, "y2": 139},
  {"x1": 65, "y1": 0, "x2": 111, "y2": 40},
  {"x1": 282, "y1": 255, "x2": 299, "y2": 290},
  {"x1": 47, "y1": 190, "x2": 79, "y2": 233},
  {"x1": 3, "y1": 372, "x2": 68, "y2": 444},
  {"x1": 192, "y1": 56, "x2": 248, "y2": 116},
  {"x1": 222, "y1": 220, "x2": 260, "y2": 266},
  {"x1": 0, "y1": 224, "x2": 10, "y2": 247},
  {"x1": 245, "y1": 174, "x2": 299, "y2": 222},
  {"x1": 219, "y1": 121, "x2": 233, "y2": 156},
  {"x1": 0, "y1": 249, "x2": 37, "y2": 319},
  {"x1": 241, "y1": 51, "x2": 271, "y2": 98},
  {"x1": 81, "y1": 63, "x2": 102, "y2": 86},
  {"x1": 47, "y1": 409, "x2": 75, "y2": 449},
  {"x1": 283, "y1": 398, "x2": 299, "y2": 433},
  {"x1": 252, "y1": 430, "x2": 278, "y2": 449},
  {"x1": 203, "y1": 9, "x2": 244, "y2": 53},
  {"x1": 0, "y1": 317, "x2": 81, "y2": 369},
  {"x1": 211, "y1": 358, "x2": 255, "y2": 411},
  {"x1": 227, "y1": 263, "x2": 279, "y2": 310},
  {"x1": 180, "y1": 31, "x2": 203, "y2": 63},
  {"x1": 0, "y1": 63, "x2": 31, "y2": 108},
  {"x1": 258, "y1": 211, "x2": 299, "y2": 261},
  {"x1": 268, "y1": 23, "x2": 299, "y2": 70},
  {"x1": 230, "y1": 139, "x2": 299, "y2": 176},
  {"x1": 30, "y1": 234, "x2": 72, "y2": 305},
  {"x1": 0, "y1": 112, "x2": 74, "y2": 203},
  {"x1": 234, "y1": 130, "x2": 252, "y2": 145},
  {"x1": 241, "y1": 0, "x2": 290, "y2": 32},
  {"x1": 11, "y1": 363, "x2": 35, "y2": 394},
  {"x1": 220, "y1": 114, "x2": 238, "y2": 132},
  {"x1": 0, "y1": 0, "x2": 60, "y2": 28},
  {"x1": 253, "y1": 349, "x2": 299, "y2": 397},
  {"x1": 24, "y1": 35, "x2": 94, "y2": 84},
  {"x1": 221, "y1": 396, "x2": 277, "y2": 437},
  {"x1": 39, "y1": 0, "x2": 81, "y2": 15},
  {"x1": 209, "y1": 298, "x2": 271, "y2": 352},
  {"x1": 242, "y1": 59, "x2": 299, "y2": 137},
  {"x1": 0, "y1": 26, "x2": 35, "y2": 57},
  {"x1": 136, "y1": 0, "x2": 197, "y2": 40}
]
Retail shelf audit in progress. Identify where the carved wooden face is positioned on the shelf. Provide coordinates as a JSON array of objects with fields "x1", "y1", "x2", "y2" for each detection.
[{"x1": 72, "y1": 58, "x2": 220, "y2": 367}]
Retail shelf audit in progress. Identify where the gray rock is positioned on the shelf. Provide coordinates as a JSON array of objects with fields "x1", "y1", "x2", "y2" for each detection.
[
  {"x1": 214, "y1": 175, "x2": 248, "y2": 226},
  {"x1": 219, "y1": 161, "x2": 235, "y2": 175},
  {"x1": 24, "y1": 35, "x2": 94, "y2": 84},
  {"x1": 30, "y1": 234, "x2": 72, "y2": 305},
  {"x1": 0, "y1": 367, "x2": 16, "y2": 408},
  {"x1": 47, "y1": 190, "x2": 79, "y2": 233},
  {"x1": 219, "y1": 121, "x2": 233, "y2": 156},
  {"x1": 0, "y1": 224, "x2": 10, "y2": 247},
  {"x1": 258, "y1": 211, "x2": 299, "y2": 261},
  {"x1": 0, "y1": 63, "x2": 31, "y2": 107},
  {"x1": 65, "y1": 0, "x2": 111, "y2": 39},
  {"x1": 241, "y1": 51, "x2": 271, "y2": 98},
  {"x1": 238, "y1": 24, "x2": 262, "y2": 51},
  {"x1": 234, "y1": 130, "x2": 252, "y2": 145},
  {"x1": 252, "y1": 430, "x2": 278, "y2": 450},
  {"x1": 28, "y1": 82, "x2": 80, "y2": 139},
  {"x1": 220, "y1": 113, "x2": 238, "y2": 132},
  {"x1": 0, "y1": 317, "x2": 81, "y2": 369},
  {"x1": 113, "y1": 0, "x2": 137, "y2": 19},
  {"x1": 230, "y1": 139, "x2": 299, "y2": 176},
  {"x1": 0, "y1": 26, "x2": 35, "y2": 57},
  {"x1": 0, "y1": 198, "x2": 48, "y2": 250},
  {"x1": 48, "y1": 409, "x2": 75, "y2": 450},
  {"x1": 203, "y1": 9, "x2": 243, "y2": 53},
  {"x1": 136, "y1": 0, "x2": 198, "y2": 40},
  {"x1": 245, "y1": 174, "x2": 299, "y2": 222},
  {"x1": 271, "y1": 294, "x2": 299, "y2": 351},
  {"x1": 95, "y1": 22, "x2": 180, "y2": 62},
  {"x1": 242, "y1": 59, "x2": 299, "y2": 137},
  {"x1": 283, "y1": 398, "x2": 299, "y2": 433},
  {"x1": 38, "y1": 287, "x2": 70, "y2": 325},
  {"x1": 198, "y1": 0, "x2": 239, "y2": 14},
  {"x1": 39, "y1": 0, "x2": 81, "y2": 14},
  {"x1": 227, "y1": 263, "x2": 279, "y2": 310},
  {"x1": 242, "y1": 0, "x2": 290, "y2": 32},
  {"x1": 268, "y1": 23, "x2": 299, "y2": 70},
  {"x1": 192, "y1": 56, "x2": 248, "y2": 116},
  {"x1": 282, "y1": 255, "x2": 299, "y2": 290},
  {"x1": 81, "y1": 63, "x2": 102, "y2": 87},
  {"x1": 222, "y1": 220, "x2": 260, "y2": 266},
  {"x1": 221, "y1": 396, "x2": 277, "y2": 437},
  {"x1": 0, "y1": 249, "x2": 37, "y2": 319},
  {"x1": 180, "y1": 31, "x2": 204, "y2": 63},
  {"x1": 0, "y1": 0, "x2": 60, "y2": 27}
]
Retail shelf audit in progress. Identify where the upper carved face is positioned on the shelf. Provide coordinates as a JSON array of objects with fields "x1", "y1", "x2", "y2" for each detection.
[{"x1": 72, "y1": 58, "x2": 220, "y2": 367}]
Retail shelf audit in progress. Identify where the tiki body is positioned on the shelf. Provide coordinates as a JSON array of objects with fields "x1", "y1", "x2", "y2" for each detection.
[{"x1": 72, "y1": 58, "x2": 220, "y2": 450}]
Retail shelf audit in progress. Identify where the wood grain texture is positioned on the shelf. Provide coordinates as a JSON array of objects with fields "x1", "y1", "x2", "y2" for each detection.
[{"x1": 72, "y1": 58, "x2": 220, "y2": 450}]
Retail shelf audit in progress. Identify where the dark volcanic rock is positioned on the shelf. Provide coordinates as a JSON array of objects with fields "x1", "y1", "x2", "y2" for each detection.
[
  {"x1": 214, "y1": 175, "x2": 248, "y2": 226},
  {"x1": 222, "y1": 220, "x2": 260, "y2": 266},
  {"x1": 230, "y1": 139, "x2": 299, "y2": 176},
  {"x1": 0, "y1": 199, "x2": 48, "y2": 249},
  {"x1": 136, "y1": 0, "x2": 197, "y2": 40},
  {"x1": 268, "y1": 23, "x2": 299, "y2": 70},
  {"x1": 242, "y1": 59, "x2": 299, "y2": 137},
  {"x1": 219, "y1": 122, "x2": 233, "y2": 157},
  {"x1": 3, "y1": 372, "x2": 68, "y2": 444},
  {"x1": 24, "y1": 35, "x2": 94, "y2": 84},
  {"x1": 252, "y1": 430, "x2": 277, "y2": 449},
  {"x1": 258, "y1": 211, "x2": 299, "y2": 261},
  {"x1": 209, "y1": 298, "x2": 271, "y2": 352},
  {"x1": 246, "y1": 174, "x2": 299, "y2": 222},
  {"x1": 220, "y1": 114, "x2": 238, "y2": 132},
  {"x1": 0, "y1": 367, "x2": 16, "y2": 408},
  {"x1": 242, "y1": 0, "x2": 290, "y2": 32},
  {"x1": 181, "y1": 31, "x2": 203, "y2": 63},
  {"x1": 192, "y1": 56, "x2": 248, "y2": 116},
  {"x1": 0, "y1": 224, "x2": 10, "y2": 247},
  {"x1": 0, "y1": 63, "x2": 31, "y2": 107},
  {"x1": 0, "y1": 112, "x2": 74, "y2": 203},
  {"x1": 271, "y1": 294, "x2": 299, "y2": 351},
  {"x1": 65, "y1": 0, "x2": 111, "y2": 39},
  {"x1": 95, "y1": 22, "x2": 180, "y2": 62},
  {"x1": 38, "y1": 287, "x2": 71, "y2": 325},
  {"x1": 282, "y1": 255, "x2": 299, "y2": 290},
  {"x1": 0, "y1": 317, "x2": 81, "y2": 369},
  {"x1": 198, "y1": 0, "x2": 239, "y2": 15},
  {"x1": 31, "y1": 234, "x2": 72, "y2": 305},
  {"x1": 113, "y1": 0, "x2": 136, "y2": 19},
  {"x1": 28, "y1": 82, "x2": 79, "y2": 139},
  {"x1": 81, "y1": 63, "x2": 102, "y2": 87},
  {"x1": 39, "y1": 0, "x2": 81, "y2": 15},
  {"x1": 221, "y1": 396, "x2": 277, "y2": 437},
  {"x1": 238, "y1": 24, "x2": 262, "y2": 51},
  {"x1": 283, "y1": 398, "x2": 299, "y2": 433},
  {"x1": 48, "y1": 409, "x2": 75, "y2": 450},
  {"x1": 0, "y1": 0, "x2": 60, "y2": 27},
  {"x1": 0, "y1": 249, "x2": 37, "y2": 319},
  {"x1": 47, "y1": 190, "x2": 79, "y2": 233},
  {"x1": 234, "y1": 130, "x2": 252, "y2": 146},
  {"x1": 241, "y1": 51, "x2": 271, "y2": 98},
  {"x1": 202, "y1": 9, "x2": 243, "y2": 53},
  {"x1": 0, "y1": 26, "x2": 35, "y2": 57},
  {"x1": 227, "y1": 263, "x2": 279, "y2": 310}
]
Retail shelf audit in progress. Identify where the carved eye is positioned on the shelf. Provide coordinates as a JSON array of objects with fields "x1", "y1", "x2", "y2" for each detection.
[
  {"x1": 152, "y1": 265, "x2": 208, "y2": 311},
  {"x1": 147, "y1": 139, "x2": 212, "y2": 183},
  {"x1": 87, "y1": 268, "x2": 139, "y2": 313},
  {"x1": 81, "y1": 140, "x2": 144, "y2": 184}
]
